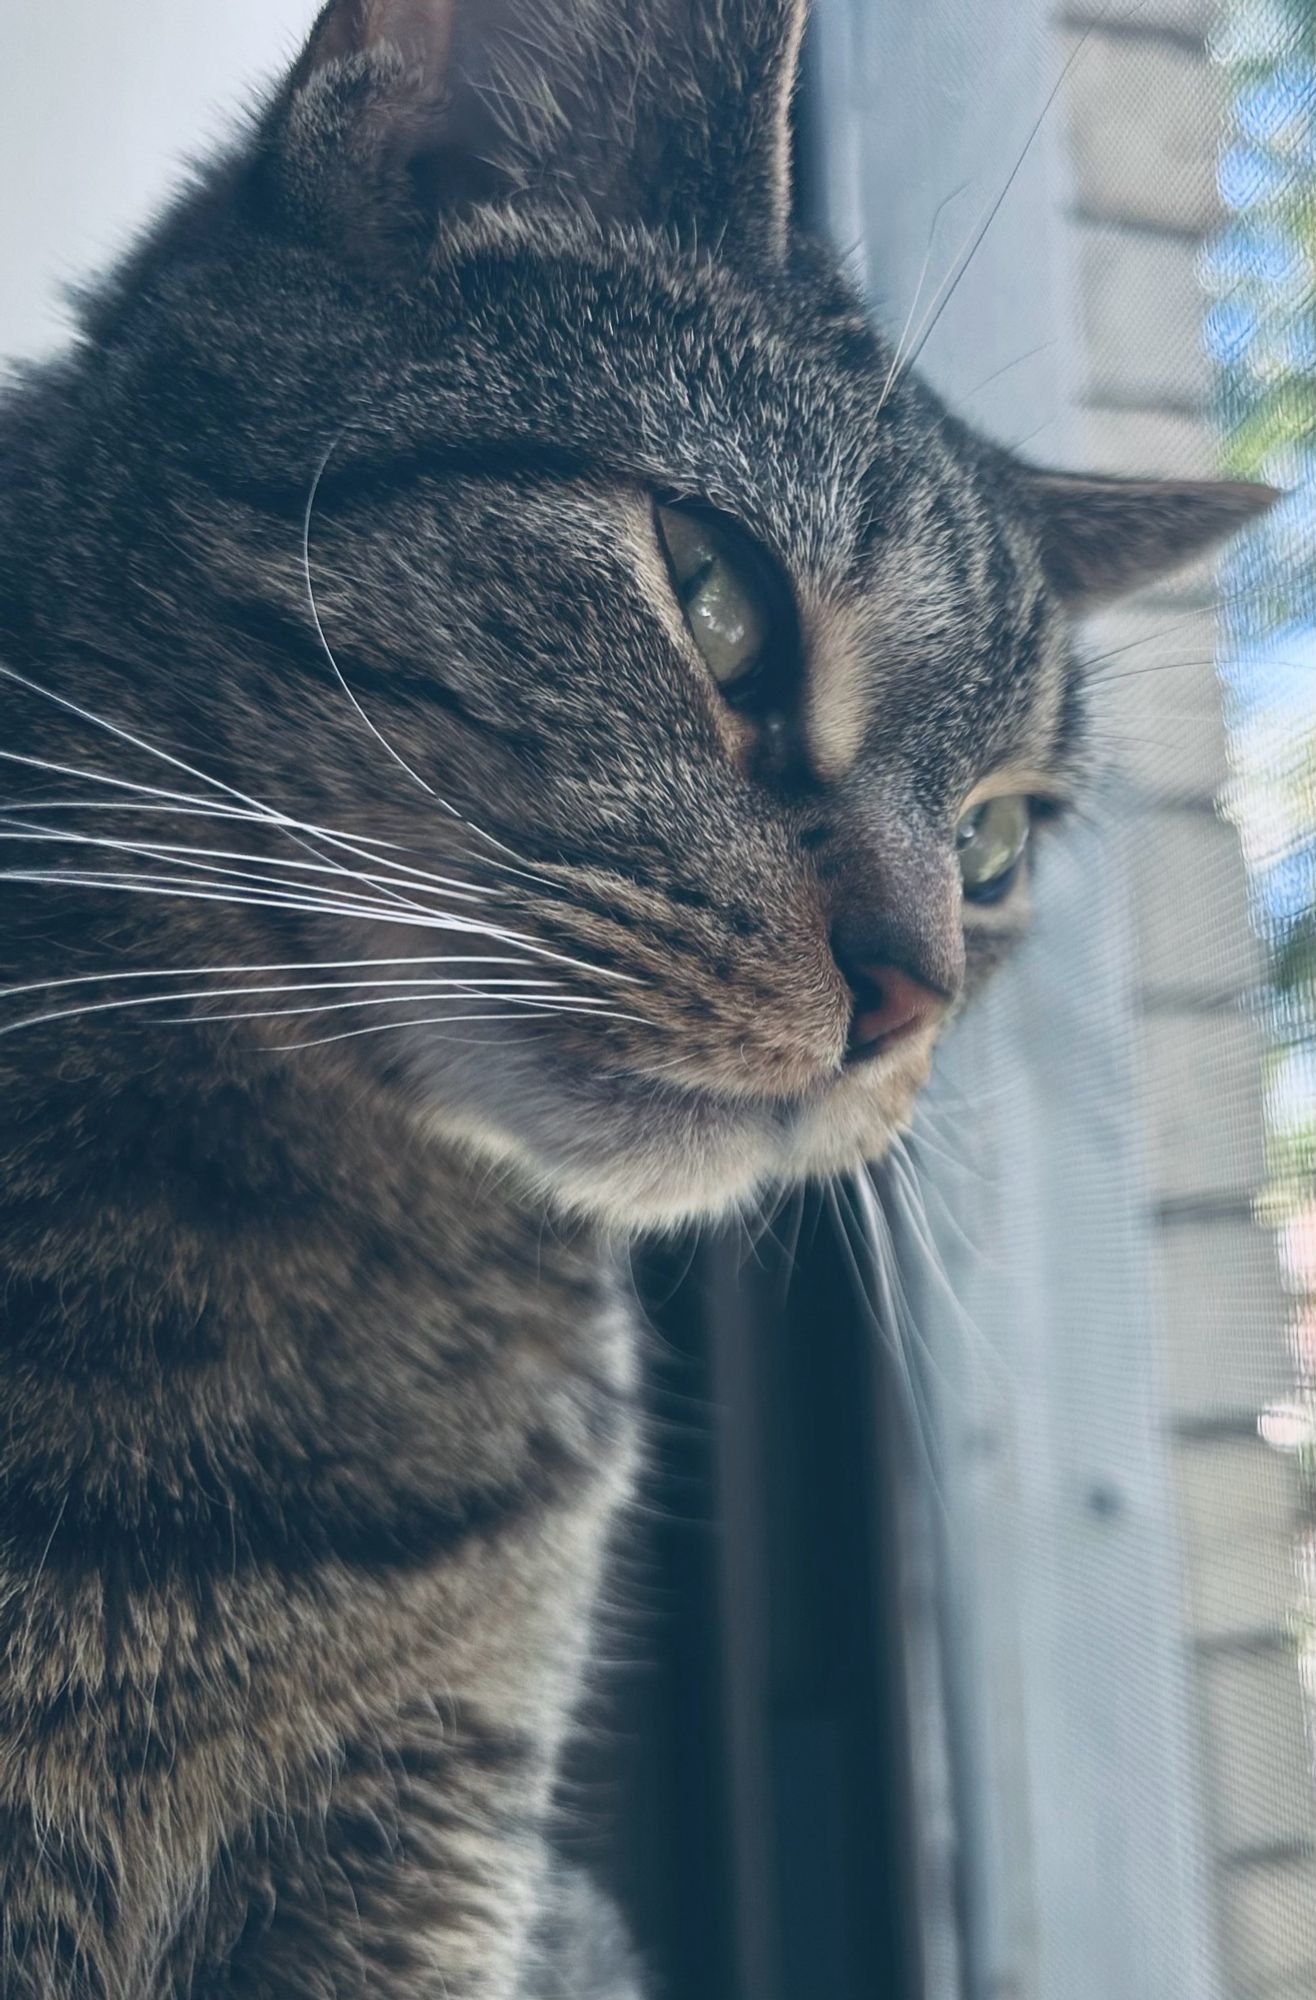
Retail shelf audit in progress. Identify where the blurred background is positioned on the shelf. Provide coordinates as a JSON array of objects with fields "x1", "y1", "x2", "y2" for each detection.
[{"x1": 3, "y1": 3, "x2": 1315, "y2": 1997}]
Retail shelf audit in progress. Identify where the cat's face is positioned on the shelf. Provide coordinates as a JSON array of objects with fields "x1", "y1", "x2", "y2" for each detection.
[
  {"x1": 294, "y1": 238, "x2": 1075, "y2": 1225},
  {"x1": 51, "y1": 0, "x2": 1273, "y2": 1228}
]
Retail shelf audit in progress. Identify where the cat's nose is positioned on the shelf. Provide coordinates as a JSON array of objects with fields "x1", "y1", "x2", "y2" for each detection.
[{"x1": 844, "y1": 963, "x2": 950, "y2": 1062}]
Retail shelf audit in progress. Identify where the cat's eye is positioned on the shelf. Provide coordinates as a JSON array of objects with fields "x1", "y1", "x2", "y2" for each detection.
[
  {"x1": 956, "y1": 795, "x2": 1031, "y2": 902},
  {"x1": 656, "y1": 504, "x2": 771, "y2": 693}
]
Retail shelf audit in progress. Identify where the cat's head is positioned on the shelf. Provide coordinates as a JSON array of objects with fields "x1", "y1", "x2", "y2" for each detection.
[{"x1": 16, "y1": 0, "x2": 1275, "y2": 1228}]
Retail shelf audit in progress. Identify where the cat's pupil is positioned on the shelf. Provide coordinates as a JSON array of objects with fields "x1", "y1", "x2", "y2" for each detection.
[{"x1": 678, "y1": 554, "x2": 717, "y2": 605}]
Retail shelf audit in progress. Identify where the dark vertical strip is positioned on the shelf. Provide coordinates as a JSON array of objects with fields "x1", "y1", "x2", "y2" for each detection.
[
  {"x1": 596, "y1": 1200, "x2": 924, "y2": 1999},
  {"x1": 708, "y1": 1198, "x2": 924, "y2": 2000},
  {"x1": 706, "y1": 1238, "x2": 788, "y2": 2000},
  {"x1": 567, "y1": 1236, "x2": 737, "y2": 2000}
]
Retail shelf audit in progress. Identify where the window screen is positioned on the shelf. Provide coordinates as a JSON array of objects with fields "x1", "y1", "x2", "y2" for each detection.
[{"x1": 805, "y1": 0, "x2": 1316, "y2": 1994}]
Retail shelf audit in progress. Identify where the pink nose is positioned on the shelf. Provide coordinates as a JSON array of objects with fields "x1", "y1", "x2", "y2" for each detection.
[{"x1": 848, "y1": 964, "x2": 949, "y2": 1061}]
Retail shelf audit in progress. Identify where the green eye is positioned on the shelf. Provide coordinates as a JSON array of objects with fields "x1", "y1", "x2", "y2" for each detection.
[
  {"x1": 956, "y1": 795, "x2": 1031, "y2": 901},
  {"x1": 656, "y1": 504, "x2": 770, "y2": 691}
]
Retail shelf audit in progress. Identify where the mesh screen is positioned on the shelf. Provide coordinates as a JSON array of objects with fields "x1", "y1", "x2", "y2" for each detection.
[{"x1": 811, "y1": 0, "x2": 1316, "y2": 1993}]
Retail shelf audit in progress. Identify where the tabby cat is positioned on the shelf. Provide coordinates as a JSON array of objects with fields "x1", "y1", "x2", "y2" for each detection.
[{"x1": 0, "y1": 1, "x2": 1272, "y2": 1994}]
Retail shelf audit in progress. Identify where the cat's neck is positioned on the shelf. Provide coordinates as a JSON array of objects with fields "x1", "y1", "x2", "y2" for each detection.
[
  {"x1": 1, "y1": 998, "x2": 615, "y2": 1392},
  {"x1": 0, "y1": 987, "x2": 637, "y2": 1661}
]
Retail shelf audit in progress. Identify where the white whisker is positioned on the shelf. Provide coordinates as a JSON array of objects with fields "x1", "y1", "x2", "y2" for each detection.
[
  {"x1": 1, "y1": 865, "x2": 641, "y2": 984},
  {"x1": 896, "y1": 27, "x2": 1098, "y2": 390},
  {"x1": 0, "y1": 703, "x2": 535, "y2": 909},
  {"x1": 168, "y1": 990, "x2": 625, "y2": 1026},
  {"x1": 0, "y1": 722, "x2": 472, "y2": 918},
  {"x1": 0, "y1": 976, "x2": 622, "y2": 1040},
  {"x1": 882, "y1": 1146, "x2": 1011, "y2": 1390},
  {"x1": 0, "y1": 793, "x2": 444, "y2": 922},
  {"x1": 832, "y1": 1174, "x2": 949, "y2": 1519},
  {"x1": 0, "y1": 661, "x2": 340, "y2": 844},
  {"x1": 0, "y1": 821, "x2": 487, "y2": 912},
  {"x1": 0, "y1": 749, "x2": 299, "y2": 825},
  {"x1": 0, "y1": 866, "x2": 438, "y2": 926},
  {"x1": 273, "y1": 1004, "x2": 648, "y2": 1051},
  {"x1": 872, "y1": 176, "x2": 972, "y2": 421},
  {"x1": 0, "y1": 670, "x2": 636, "y2": 995},
  {"x1": 0, "y1": 954, "x2": 540, "y2": 1003},
  {"x1": 0, "y1": 763, "x2": 517, "y2": 905}
]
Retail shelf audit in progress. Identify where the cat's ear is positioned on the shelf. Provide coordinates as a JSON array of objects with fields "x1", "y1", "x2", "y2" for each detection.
[
  {"x1": 1026, "y1": 469, "x2": 1279, "y2": 606},
  {"x1": 277, "y1": 0, "x2": 807, "y2": 262},
  {"x1": 279, "y1": 0, "x2": 514, "y2": 242}
]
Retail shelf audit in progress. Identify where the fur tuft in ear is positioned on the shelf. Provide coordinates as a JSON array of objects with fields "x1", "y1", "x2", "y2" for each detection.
[{"x1": 1028, "y1": 469, "x2": 1280, "y2": 605}]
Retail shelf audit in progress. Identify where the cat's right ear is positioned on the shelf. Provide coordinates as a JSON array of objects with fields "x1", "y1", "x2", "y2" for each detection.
[{"x1": 270, "y1": 0, "x2": 809, "y2": 265}]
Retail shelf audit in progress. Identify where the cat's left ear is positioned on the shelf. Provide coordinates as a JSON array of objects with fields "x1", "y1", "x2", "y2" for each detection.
[
  {"x1": 1026, "y1": 468, "x2": 1280, "y2": 606},
  {"x1": 278, "y1": 0, "x2": 807, "y2": 263}
]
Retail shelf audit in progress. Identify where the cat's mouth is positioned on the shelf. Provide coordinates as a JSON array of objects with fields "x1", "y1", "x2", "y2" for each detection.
[
  {"x1": 363, "y1": 910, "x2": 941, "y2": 1227},
  {"x1": 407, "y1": 1001, "x2": 939, "y2": 1231}
]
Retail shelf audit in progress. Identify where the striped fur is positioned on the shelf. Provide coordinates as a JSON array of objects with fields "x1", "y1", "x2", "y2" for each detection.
[{"x1": 0, "y1": 2, "x2": 1272, "y2": 1992}]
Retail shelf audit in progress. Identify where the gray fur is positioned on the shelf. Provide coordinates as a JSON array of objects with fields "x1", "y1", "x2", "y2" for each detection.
[{"x1": 0, "y1": 2, "x2": 1272, "y2": 1994}]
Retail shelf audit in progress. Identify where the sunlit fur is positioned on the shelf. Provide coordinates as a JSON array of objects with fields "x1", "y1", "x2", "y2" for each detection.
[{"x1": 0, "y1": 2, "x2": 1273, "y2": 1994}]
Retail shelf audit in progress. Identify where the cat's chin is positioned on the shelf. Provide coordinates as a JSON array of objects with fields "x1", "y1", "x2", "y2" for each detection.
[{"x1": 407, "y1": 1034, "x2": 933, "y2": 1233}]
